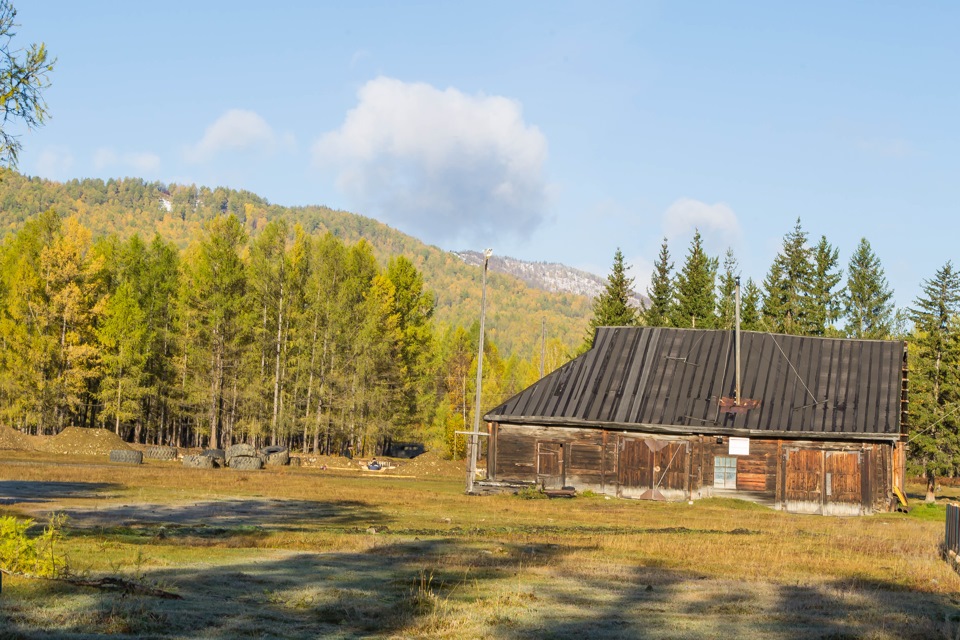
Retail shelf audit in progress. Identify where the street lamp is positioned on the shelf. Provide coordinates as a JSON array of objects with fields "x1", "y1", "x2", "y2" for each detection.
[{"x1": 466, "y1": 248, "x2": 492, "y2": 494}]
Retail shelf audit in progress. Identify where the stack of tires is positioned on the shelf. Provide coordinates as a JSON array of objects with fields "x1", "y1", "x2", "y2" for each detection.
[
  {"x1": 174, "y1": 444, "x2": 301, "y2": 470},
  {"x1": 225, "y1": 443, "x2": 262, "y2": 470},
  {"x1": 145, "y1": 445, "x2": 179, "y2": 461},
  {"x1": 109, "y1": 449, "x2": 143, "y2": 465}
]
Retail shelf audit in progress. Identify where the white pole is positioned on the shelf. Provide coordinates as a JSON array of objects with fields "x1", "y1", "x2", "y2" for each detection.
[{"x1": 467, "y1": 249, "x2": 492, "y2": 493}]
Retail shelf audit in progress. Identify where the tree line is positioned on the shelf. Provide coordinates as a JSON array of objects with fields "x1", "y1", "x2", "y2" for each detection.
[
  {"x1": 587, "y1": 219, "x2": 960, "y2": 499},
  {"x1": 0, "y1": 210, "x2": 555, "y2": 458}
]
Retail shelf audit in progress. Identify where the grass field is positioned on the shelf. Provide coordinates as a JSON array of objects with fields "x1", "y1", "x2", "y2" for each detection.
[{"x1": 1, "y1": 450, "x2": 959, "y2": 639}]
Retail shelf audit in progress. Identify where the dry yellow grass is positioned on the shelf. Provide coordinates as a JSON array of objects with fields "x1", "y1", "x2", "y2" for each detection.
[{"x1": 1, "y1": 452, "x2": 958, "y2": 639}]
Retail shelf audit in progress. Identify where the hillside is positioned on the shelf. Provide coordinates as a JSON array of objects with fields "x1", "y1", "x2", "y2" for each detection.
[
  {"x1": 455, "y1": 250, "x2": 650, "y2": 310},
  {"x1": 0, "y1": 171, "x2": 591, "y2": 357}
]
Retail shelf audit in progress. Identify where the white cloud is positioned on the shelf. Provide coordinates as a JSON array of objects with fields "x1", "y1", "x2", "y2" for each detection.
[
  {"x1": 313, "y1": 76, "x2": 550, "y2": 245},
  {"x1": 186, "y1": 109, "x2": 279, "y2": 162},
  {"x1": 35, "y1": 146, "x2": 74, "y2": 179},
  {"x1": 94, "y1": 148, "x2": 161, "y2": 174},
  {"x1": 663, "y1": 198, "x2": 741, "y2": 251}
]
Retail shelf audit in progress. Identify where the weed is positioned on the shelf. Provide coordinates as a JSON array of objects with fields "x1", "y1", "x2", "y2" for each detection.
[{"x1": 515, "y1": 486, "x2": 547, "y2": 500}]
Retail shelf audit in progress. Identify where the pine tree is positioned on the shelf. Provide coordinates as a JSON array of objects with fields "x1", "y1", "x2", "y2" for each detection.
[
  {"x1": 672, "y1": 230, "x2": 718, "y2": 329},
  {"x1": 643, "y1": 238, "x2": 674, "y2": 327},
  {"x1": 844, "y1": 238, "x2": 894, "y2": 339},
  {"x1": 762, "y1": 219, "x2": 813, "y2": 335},
  {"x1": 808, "y1": 235, "x2": 843, "y2": 336},
  {"x1": 908, "y1": 262, "x2": 960, "y2": 501},
  {"x1": 716, "y1": 248, "x2": 739, "y2": 330},
  {"x1": 584, "y1": 248, "x2": 638, "y2": 348}
]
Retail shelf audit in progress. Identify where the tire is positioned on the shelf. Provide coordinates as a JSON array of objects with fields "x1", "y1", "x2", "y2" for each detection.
[
  {"x1": 228, "y1": 455, "x2": 263, "y2": 471},
  {"x1": 109, "y1": 449, "x2": 143, "y2": 465},
  {"x1": 288, "y1": 456, "x2": 301, "y2": 467},
  {"x1": 145, "y1": 445, "x2": 178, "y2": 460},
  {"x1": 260, "y1": 446, "x2": 289, "y2": 466},
  {"x1": 225, "y1": 443, "x2": 256, "y2": 459},
  {"x1": 202, "y1": 449, "x2": 226, "y2": 463},
  {"x1": 182, "y1": 454, "x2": 215, "y2": 469}
]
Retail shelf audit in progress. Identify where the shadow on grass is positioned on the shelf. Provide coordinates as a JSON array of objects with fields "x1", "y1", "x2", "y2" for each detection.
[
  {"x1": 52, "y1": 497, "x2": 389, "y2": 535},
  {"x1": 0, "y1": 536, "x2": 572, "y2": 639},
  {"x1": 497, "y1": 565, "x2": 960, "y2": 640},
  {"x1": 2, "y1": 521, "x2": 958, "y2": 639},
  {"x1": 0, "y1": 480, "x2": 119, "y2": 505}
]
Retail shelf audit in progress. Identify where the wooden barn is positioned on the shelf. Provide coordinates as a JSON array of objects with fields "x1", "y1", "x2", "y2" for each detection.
[{"x1": 483, "y1": 326, "x2": 908, "y2": 515}]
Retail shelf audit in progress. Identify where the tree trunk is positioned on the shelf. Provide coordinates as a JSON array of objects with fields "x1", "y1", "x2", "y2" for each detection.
[{"x1": 925, "y1": 470, "x2": 937, "y2": 503}]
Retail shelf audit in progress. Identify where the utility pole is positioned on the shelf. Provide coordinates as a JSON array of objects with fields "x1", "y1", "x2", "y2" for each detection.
[
  {"x1": 540, "y1": 316, "x2": 546, "y2": 379},
  {"x1": 466, "y1": 248, "x2": 492, "y2": 494}
]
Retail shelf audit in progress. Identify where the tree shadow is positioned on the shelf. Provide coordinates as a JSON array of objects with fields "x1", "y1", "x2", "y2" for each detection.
[
  {"x1": 0, "y1": 536, "x2": 573, "y2": 639},
  {"x1": 0, "y1": 480, "x2": 119, "y2": 505},
  {"x1": 45, "y1": 497, "x2": 390, "y2": 536}
]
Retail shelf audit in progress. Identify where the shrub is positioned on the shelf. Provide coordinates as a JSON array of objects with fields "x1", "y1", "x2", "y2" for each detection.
[{"x1": 0, "y1": 513, "x2": 68, "y2": 577}]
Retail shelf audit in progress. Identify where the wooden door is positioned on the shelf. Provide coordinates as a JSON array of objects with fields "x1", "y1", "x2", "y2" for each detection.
[
  {"x1": 785, "y1": 449, "x2": 823, "y2": 514},
  {"x1": 618, "y1": 438, "x2": 688, "y2": 500},
  {"x1": 536, "y1": 441, "x2": 564, "y2": 489},
  {"x1": 823, "y1": 451, "x2": 862, "y2": 516}
]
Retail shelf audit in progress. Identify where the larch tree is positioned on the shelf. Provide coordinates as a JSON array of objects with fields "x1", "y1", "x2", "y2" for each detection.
[
  {"x1": 96, "y1": 281, "x2": 148, "y2": 436},
  {"x1": 643, "y1": 237, "x2": 674, "y2": 327},
  {"x1": 386, "y1": 255, "x2": 436, "y2": 439},
  {"x1": 844, "y1": 237, "x2": 894, "y2": 339},
  {"x1": 0, "y1": 0, "x2": 55, "y2": 167},
  {"x1": 762, "y1": 219, "x2": 813, "y2": 335},
  {"x1": 179, "y1": 215, "x2": 248, "y2": 449},
  {"x1": 908, "y1": 262, "x2": 960, "y2": 502},
  {"x1": 672, "y1": 230, "x2": 718, "y2": 329}
]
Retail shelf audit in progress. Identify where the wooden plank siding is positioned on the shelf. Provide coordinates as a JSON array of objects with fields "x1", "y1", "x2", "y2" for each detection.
[{"x1": 490, "y1": 423, "x2": 897, "y2": 514}]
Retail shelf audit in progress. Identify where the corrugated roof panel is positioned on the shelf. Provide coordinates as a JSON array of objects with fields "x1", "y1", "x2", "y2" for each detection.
[{"x1": 485, "y1": 327, "x2": 905, "y2": 440}]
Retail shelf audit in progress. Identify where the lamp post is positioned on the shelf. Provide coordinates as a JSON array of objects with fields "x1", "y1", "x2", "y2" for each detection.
[{"x1": 466, "y1": 248, "x2": 492, "y2": 494}]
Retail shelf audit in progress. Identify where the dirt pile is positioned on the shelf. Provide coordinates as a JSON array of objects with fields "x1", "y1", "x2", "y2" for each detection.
[
  {"x1": 397, "y1": 451, "x2": 467, "y2": 478},
  {"x1": 0, "y1": 426, "x2": 36, "y2": 450},
  {"x1": 35, "y1": 427, "x2": 131, "y2": 456}
]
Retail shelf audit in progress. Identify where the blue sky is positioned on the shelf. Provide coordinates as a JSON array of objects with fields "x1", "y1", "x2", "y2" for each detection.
[{"x1": 16, "y1": 1, "x2": 960, "y2": 309}]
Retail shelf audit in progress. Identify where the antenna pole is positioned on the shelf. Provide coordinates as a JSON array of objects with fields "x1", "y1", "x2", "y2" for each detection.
[{"x1": 735, "y1": 276, "x2": 742, "y2": 405}]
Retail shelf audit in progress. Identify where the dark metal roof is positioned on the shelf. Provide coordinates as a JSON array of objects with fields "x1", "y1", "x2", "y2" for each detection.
[{"x1": 486, "y1": 327, "x2": 906, "y2": 441}]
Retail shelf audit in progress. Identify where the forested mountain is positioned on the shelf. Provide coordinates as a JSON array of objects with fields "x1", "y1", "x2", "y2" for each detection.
[
  {"x1": 0, "y1": 171, "x2": 591, "y2": 358},
  {"x1": 0, "y1": 170, "x2": 593, "y2": 458}
]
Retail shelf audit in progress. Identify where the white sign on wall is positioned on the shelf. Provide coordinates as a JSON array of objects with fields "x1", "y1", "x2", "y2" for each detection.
[{"x1": 729, "y1": 437, "x2": 750, "y2": 456}]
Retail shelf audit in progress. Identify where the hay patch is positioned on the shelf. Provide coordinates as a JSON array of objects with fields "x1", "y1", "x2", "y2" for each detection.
[{"x1": 35, "y1": 427, "x2": 131, "y2": 456}]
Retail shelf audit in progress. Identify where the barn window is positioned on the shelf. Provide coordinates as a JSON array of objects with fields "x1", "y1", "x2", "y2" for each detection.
[{"x1": 714, "y1": 456, "x2": 737, "y2": 489}]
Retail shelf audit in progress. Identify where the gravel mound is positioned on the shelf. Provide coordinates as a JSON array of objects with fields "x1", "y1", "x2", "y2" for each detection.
[
  {"x1": 0, "y1": 426, "x2": 36, "y2": 450},
  {"x1": 37, "y1": 427, "x2": 131, "y2": 456}
]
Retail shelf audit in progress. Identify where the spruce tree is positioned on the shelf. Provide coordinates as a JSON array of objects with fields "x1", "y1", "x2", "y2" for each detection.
[
  {"x1": 908, "y1": 262, "x2": 960, "y2": 501},
  {"x1": 672, "y1": 230, "x2": 717, "y2": 329},
  {"x1": 740, "y1": 278, "x2": 763, "y2": 331},
  {"x1": 762, "y1": 219, "x2": 812, "y2": 335},
  {"x1": 844, "y1": 237, "x2": 894, "y2": 339},
  {"x1": 643, "y1": 237, "x2": 674, "y2": 327},
  {"x1": 584, "y1": 248, "x2": 638, "y2": 349},
  {"x1": 716, "y1": 248, "x2": 739, "y2": 330},
  {"x1": 808, "y1": 235, "x2": 843, "y2": 336}
]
